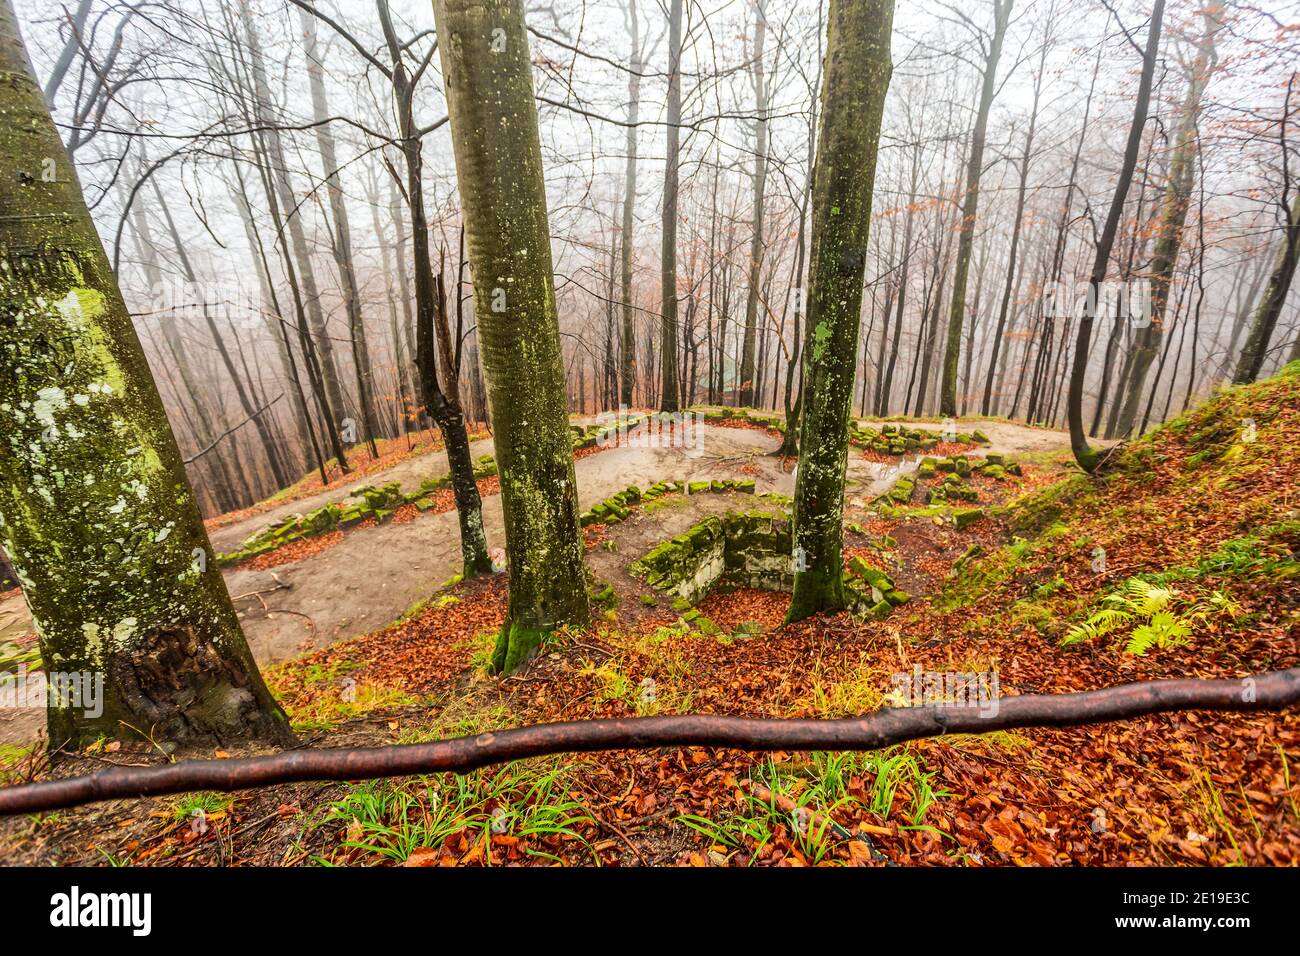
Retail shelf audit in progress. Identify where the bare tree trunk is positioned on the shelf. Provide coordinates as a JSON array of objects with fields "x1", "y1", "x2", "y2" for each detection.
[
  {"x1": 299, "y1": 6, "x2": 380, "y2": 458},
  {"x1": 374, "y1": 0, "x2": 491, "y2": 579},
  {"x1": 1067, "y1": 0, "x2": 1164, "y2": 471},
  {"x1": 129, "y1": 179, "x2": 256, "y2": 507},
  {"x1": 387, "y1": 172, "x2": 421, "y2": 428},
  {"x1": 232, "y1": 165, "x2": 328, "y2": 485},
  {"x1": 365, "y1": 165, "x2": 410, "y2": 437},
  {"x1": 658, "y1": 0, "x2": 684, "y2": 412},
  {"x1": 738, "y1": 0, "x2": 768, "y2": 408},
  {"x1": 1114, "y1": 5, "x2": 1221, "y2": 435},
  {"x1": 619, "y1": 0, "x2": 642, "y2": 408},
  {"x1": 983, "y1": 24, "x2": 1059, "y2": 415},
  {"x1": 433, "y1": 0, "x2": 590, "y2": 671},
  {"x1": 152, "y1": 181, "x2": 289, "y2": 493},
  {"x1": 940, "y1": 0, "x2": 1012, "y2": 417},
  {"x1": 230, "y1": 169, "x2": 317, "y2": 469},
  {"x1": 239, "y1": 0, "x2": 349, "y2": 472},
  {"x1": 1234, "y1": 188, "x2": 1300, "y2": 383},
  {"x1": 878, "y1": 140, "x2": 920, "y2": 415}
]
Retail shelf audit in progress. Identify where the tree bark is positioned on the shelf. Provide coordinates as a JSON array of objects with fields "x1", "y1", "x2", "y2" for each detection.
[
  {"x1": 5, "y1": 667, "x2": 1295, "y2": 816},
  {"x1": 0, "y1": 1, "x2": 292, "y2": 751},
  {"x1": 432, "y1": 0, "x2": 590, "y2": 672},
  {"x1": 787, "y1": 0, "x2": 893, "y2": 622}
]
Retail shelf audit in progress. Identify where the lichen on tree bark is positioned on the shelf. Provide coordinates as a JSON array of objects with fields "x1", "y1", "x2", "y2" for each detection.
[
  {"x1": 0, "y1": 0, "x2": 291, "y2": 751},
  {"x1": 432, "y1": 0, "x2": 591, "y2": 672},
  {"x1": 787, "y1": 0, "x2": 893, "y2": 623}
]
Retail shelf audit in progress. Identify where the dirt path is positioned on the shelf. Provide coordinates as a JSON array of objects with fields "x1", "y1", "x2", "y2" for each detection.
[
  {"x1": 1, "y1": 417, "x2": 1080, "y2": 693},
  {"x1": 229, "y1": 424, "x2": 788, "y2": 663},
  {"x1": 207, "y1": 437, "x2": 498, "y2": 554}
]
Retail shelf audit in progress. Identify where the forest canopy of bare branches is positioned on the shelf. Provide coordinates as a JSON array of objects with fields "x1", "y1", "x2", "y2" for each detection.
[{"x1": 15, "y1": 0, "x2": 1296, "y2": 514}]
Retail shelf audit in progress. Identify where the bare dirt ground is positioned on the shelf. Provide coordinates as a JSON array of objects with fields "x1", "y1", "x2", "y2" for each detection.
[
  {"x1": 0, "y1": 418, "x2": 1080, "y2": 747},
  {"x1": 225, "y1": 424, "x2": 791, "y2": 665},
  {"x1": 206, "y1": 436, "x2": 498, "y2": 554},
  {"x1": 0, "y1": 592, "x2": 25, "y2": 646},
  {"x1": 854, "y1": 417, "x2": 1073, "y2": 456}
]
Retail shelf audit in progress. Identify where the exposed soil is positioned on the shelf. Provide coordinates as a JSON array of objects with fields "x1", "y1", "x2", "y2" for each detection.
[{"x1": 0, "y1": 418, "x2": 1077, "y2": 749}]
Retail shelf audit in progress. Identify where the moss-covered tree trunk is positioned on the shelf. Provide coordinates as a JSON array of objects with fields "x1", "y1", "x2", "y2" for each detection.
[
  {"x1": 786, "y1": 0, "x2": 893, "y2": 623},
  {"x1": 433, "y1": 0, "x2": 590, "y2": 672},
  {"x1": 0, "y1": 1, "x2": 292, "y2": 751}
]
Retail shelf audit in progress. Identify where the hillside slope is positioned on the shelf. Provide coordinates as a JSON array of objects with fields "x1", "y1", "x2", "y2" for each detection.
[{"x1": 1, "y1": 370, "x2": 1295, "y2": 866}]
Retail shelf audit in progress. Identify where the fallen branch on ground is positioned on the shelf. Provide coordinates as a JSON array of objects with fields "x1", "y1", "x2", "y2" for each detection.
[{"x1": 0, "y1": 668, "x2": 1295, "y2": 815}]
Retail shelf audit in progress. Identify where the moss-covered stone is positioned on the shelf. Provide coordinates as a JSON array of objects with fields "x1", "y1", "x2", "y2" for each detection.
[
  {"x1": 848, "y1": 556, "x2": 893, "y2": 591},
  {"x1": 868, "y1": 599, "x2": 893, "y2": 619}
]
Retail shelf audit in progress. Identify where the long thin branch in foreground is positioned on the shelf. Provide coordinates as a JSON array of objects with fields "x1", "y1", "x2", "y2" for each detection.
[{"x1": 1, "y1": 669, "x2": 1295, "y2": 816}]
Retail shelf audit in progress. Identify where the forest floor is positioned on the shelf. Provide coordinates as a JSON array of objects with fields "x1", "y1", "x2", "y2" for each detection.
[
  {"x1": 0, "y1": 376, "x2": 1296, "y2": 866},
  {"x1": 1, "y1": 412, "x2": 1063, "y2": 678}
]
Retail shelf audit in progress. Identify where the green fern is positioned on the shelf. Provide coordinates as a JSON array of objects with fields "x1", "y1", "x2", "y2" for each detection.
[
  {"x1": 1119, "y1": 578, "x2": 1174, "y2": 615},
  {"x1": 1061, "y1": 577, "x2": 1208, "y2": 655},
  {"x1": 1061, "y1": 606, "x2": 1132, "y2": 646},
  {"x1": 1125, "y1": 611, "x2": 1192, "y2": 655},
  {"x1": 1202, "y1": 590, "x2": 1243, "y2": 620}
]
